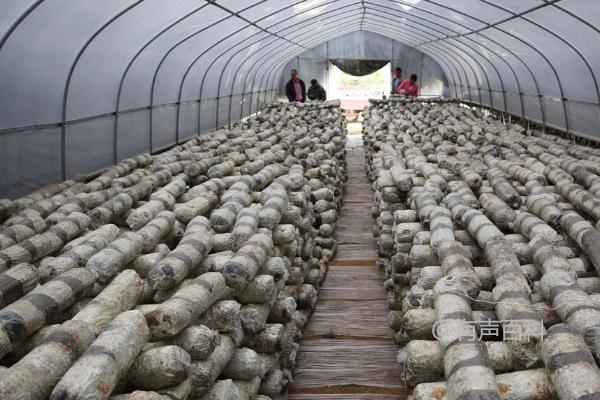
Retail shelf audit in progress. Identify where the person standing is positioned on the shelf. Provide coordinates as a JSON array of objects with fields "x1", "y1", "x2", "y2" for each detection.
[
  {"x1": 391, "y1": 67, "x2": 402, "y2": 94},
  {"x1": 285, "y1": 69, "x2": 306, "y2": 102},
  {"x1": 307, "y1": 79, "x2": 327, "y2": 101},
  {"x1": 397, "y1": 74, "x2": 420, "y2": 97}
]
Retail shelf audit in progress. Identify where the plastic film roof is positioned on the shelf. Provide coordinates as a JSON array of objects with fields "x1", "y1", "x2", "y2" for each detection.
[{"x1": 1, "y1": 0, "x2": 600, "y2": 197}]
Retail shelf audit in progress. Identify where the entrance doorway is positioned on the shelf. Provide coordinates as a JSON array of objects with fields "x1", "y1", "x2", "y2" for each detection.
[{"x1": 327, "y1": 60, "x2": 391, "y2": 116}]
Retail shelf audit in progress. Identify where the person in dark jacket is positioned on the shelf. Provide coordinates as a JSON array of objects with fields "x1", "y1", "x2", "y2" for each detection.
[
  {"x1": 285, "y1": 69, "x2": 306, "y2": 102},
  {"x1": 307, "y1": 79, "x2": 327, "y2": 101},
  {"x1": 391, "y1": 67, "x2": 402, "y2": 94}
]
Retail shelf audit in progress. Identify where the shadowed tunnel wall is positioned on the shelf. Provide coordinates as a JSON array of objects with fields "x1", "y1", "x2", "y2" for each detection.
[{"x1": 279, "y1": 31, "x2": 448, "y2": 98}]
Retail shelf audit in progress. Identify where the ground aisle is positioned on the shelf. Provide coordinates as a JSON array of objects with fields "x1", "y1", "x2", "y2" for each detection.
[{"x1": 288, "y1": 128, "x2": 408, "y2": 399}]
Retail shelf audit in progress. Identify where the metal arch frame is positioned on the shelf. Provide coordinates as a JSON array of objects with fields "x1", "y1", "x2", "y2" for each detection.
[
  {"x1": 414, "y1": 0, "x2": 561, "y2": 46},
  {"x1": 374, "y1": 0, "x2": 545, "y2": 125},
  {"x1": 362, "y1": 26, "x2": 464, "y2": 100},
  {"x1": 547, "y1": 1, "x2": 600, "y2": 127},
  {"x1": 358, "y1": 23, "x2": 466, "y2": 100},
  {"x1": 132, "y1": 0, "x2": 576, "y2": 155},
  {"x1": 258, "y1": 24, "x2": 460, "y2": 109},
  {"x1": 257, "y1": 24, "x2": 364, "y2": 112},
  {"x1": 246, "y1": 21, "x2": 367, "y2": 115},
  {"x1": 224, "y1": 2, "x2": 365, "y2": 125},
  {"x1": 210, "y1": 6, "x2": 365, "y2": 131},
  {"x1": 262, "y1": 28, "x2": 415, "y2": 107},
  {"x1": 513, "y1": 12, "x2": 600, "y2": 119},
  {"x1": 209, "y1": 27, "x2": 276, "y2": 130},
  {"x1": 249, "y1": 22, "x2": 386, "y2": 115},
  {"x1": 360, "y1": 0, "x2": 366, "y2": 30},
  {"x1": 182, "y1": 24, "x2": 262, "y2": 139},
  {"x1": 373, "y1": 1, "x2": 525, "y2": 113},
  {"x1": 148, "y1": 1, "x2": 268, "y2": 152},
  {"x1": 365, "y1": 2, "x2": 524, "y2": 116},
  {"x1": 0, "y1": 0, "x2": 528, "y2": 126},
  {"x1": 466, "y1": 17, "x2": 570, "y2": 131},
  {"x1": 211, "y1": 24, "x2": 360, "y2": 122},
  {"x1": 253, "y1": 14, "x2": 471, "y2": 108},
  {"x1": 483, "y1": 0, "x2": 600, "y2": 106},
  {"x1": 379, "y1": 17, "x2": 497, "y2": 106},
  {"x1": 401, "y1": 0, "x2": 569, "y2": 131},
  {"x1": 196, "y1": 23, "x2": 334, "y2": 133},
  {"x1": 260, "y1": 24, "x2": 365, "y2": 111},
  {"x1": 0, "y1": 0, "x2": 342, "y2": 123},
  {"x1": 362, "y1": 15, "x2": 475, "y2": 102},
  {"x1": 0, "y1": 0, "x2": 488, "y2": 136},
  {"x1": 361, "y1": 19, "x2": 472, "y2": 103},
  {"x1": 228, "y1": 4, "x2": 364, "y2": 122},
  {"x1": 362, "y1": 13, "x2": 490, "y2": 106},
  {"x1": 248, "y1": 46, "x2": 307, "y2": 116},
  {"x1": 358, "y1": 20, "x2": 476, "y2": 101},
  {"x1": 217, "y1": 20, "x2": 356, "y2": 120},
  {"x1": 550, "y1": 0, "x2": 600, "y2": 41},
  {"x1": 373, "y1": 7, "x2": 515, "y2": 112},
  {"x1": 220, "y1": 9, "x2": 364, "y2": 126},
  {"x1": 240, "y1": 5, "x2": 360, "y2": 109},
  {"x1": 180, "y1": 0, "x2": 463, "y2": 124},
  {"x1": 442, "y1": 36, "x2": 519, "y2": 115},
  {"x1": 60, "y1": 0, "x2": 144, "y2": 180},
  {"x1": 4, "y1": 0, "x2": 600, "y2": 151},
  {"x1": 263, "y1": 27, "x2": 381, "y2": 108},
  {"x1": 194, "y1": 0, "x2": 367, "y2": 131},
  {"x1": 0, "y1": 0, "x2": 45, "y2": 53},
  {"x1": 0, "y1": 0, "x2": 593, "y2": 149},
  {"x1": 244, "y1": 39, "x2": 328, "y2": 117},
  {"x1": 113, "y1": 3, "x2": 210, "y2": 163},
  {"x1": 225, "y1": 6, "x2": 366, "y2": 123},
  {"x1": 475, "y1": 0, "x2": 600, "y2": 127},
  {"x1": 206, "y1": 0, "x2": 311, "y2": 51},
  {"x1": 173, "y1": 0, "x2": 342, "y2": 140},
  {"x1": 147, "y1": 14, "x2": 237, "y2": 150},
  {"x1": 373, "y1": 1, "x2": 535, "y2": 105}
]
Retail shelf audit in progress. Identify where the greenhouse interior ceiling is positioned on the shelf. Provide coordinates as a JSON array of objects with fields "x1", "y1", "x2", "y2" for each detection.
[
  {"x1": 5, "y1": 2, "x2": 600, "y2": 400},
  {"x1": 1, "y1": 0, "x2": 599, "y2": 197}
]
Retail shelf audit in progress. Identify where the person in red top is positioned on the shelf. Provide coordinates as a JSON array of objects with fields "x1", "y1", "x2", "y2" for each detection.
[{"x1": 397, "y1": 74, "x2": 420, "y2": 97}]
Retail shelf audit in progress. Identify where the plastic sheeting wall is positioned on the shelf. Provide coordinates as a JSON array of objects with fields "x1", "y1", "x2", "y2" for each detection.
[
  {"x1": 1, "y1": 1, "x2": 600, "y2": 198},
  {"x1": 279, "y1": 31, "x2": 448, "y2": 97}
]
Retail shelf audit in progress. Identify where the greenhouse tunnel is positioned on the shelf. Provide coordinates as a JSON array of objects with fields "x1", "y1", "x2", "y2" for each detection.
[
  {"x1": 2, "y1": 1, "x2": 600, "y2": 399},
  {"x1": 1, "y1": 0, "x2": 599, "y2": 198}
]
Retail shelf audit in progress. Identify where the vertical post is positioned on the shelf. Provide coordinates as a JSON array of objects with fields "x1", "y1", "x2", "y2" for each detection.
[
  {"x1": 113, "y1": 112, "x2": 118, "y2": 164},
  {"x1": 61, "y1": 124, "x2": 66, "y2": 181},
  {"x1": 197, "y1": 99, "x2": 202, "y2": 136},
  {"x1": 418, "y1": 52, "x2": 424, "y2": 92},
  {"x1": 541, "y1": 95, "x2": 546, "y2": 133},
  {"x1": 227, "y1": 94, "x2": 233, "y2": 130},
  {"x1": 391, "y1": 40, "x2": 395, "y2": 96},
  {"x1": 326, "y1": 42, "x2": 329, "y2": 95}
]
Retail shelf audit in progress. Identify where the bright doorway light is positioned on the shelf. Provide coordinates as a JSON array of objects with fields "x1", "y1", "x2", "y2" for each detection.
[{"x1": 327, "y1": 61, "x2": 391, "y2": 112}]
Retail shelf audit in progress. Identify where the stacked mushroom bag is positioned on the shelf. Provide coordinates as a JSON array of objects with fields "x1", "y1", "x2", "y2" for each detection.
[
  {"x1": 364, "y1": 97, "x2": 600, "y2": 400},
  {"x1": 0, "y1": 100, "x2": 346, "y2": 400}
]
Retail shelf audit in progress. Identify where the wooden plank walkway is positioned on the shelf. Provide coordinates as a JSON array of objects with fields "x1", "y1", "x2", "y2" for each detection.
[{"x1": 289, "y1": 132, "x2": 408, "y2": 399}]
